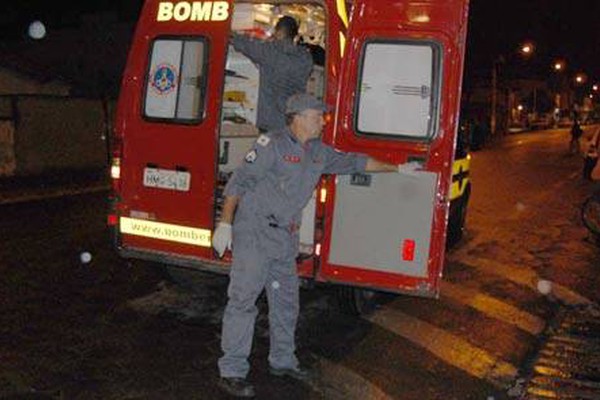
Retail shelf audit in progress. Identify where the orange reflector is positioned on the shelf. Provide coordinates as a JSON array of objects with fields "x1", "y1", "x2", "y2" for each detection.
[
  {"x1": 107, "y1": 214, "x2": 118, "y2": 226},
  {"x1": 402, "y1": 239, "x2": 416, "y2": 261}
]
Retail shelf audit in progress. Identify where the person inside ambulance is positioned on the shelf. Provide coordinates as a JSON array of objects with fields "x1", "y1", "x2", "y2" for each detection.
[
  {"x1": 231, "y1": 15, "x2": 313, "y2": 132},
  {"x1": 211, "y1": 93, "x2": 422, "y2": 397}
]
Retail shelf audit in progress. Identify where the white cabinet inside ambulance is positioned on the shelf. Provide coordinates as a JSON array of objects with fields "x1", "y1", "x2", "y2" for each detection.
[{"x1": 107, "y1": 0, "x2": 470, "y2": 315}]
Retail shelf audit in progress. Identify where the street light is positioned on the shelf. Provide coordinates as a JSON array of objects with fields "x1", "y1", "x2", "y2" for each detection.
[
  {"x1": 520, "y1": 42, "x2": 534, "y2": 56},
  {"x1": 551, "y1": 60, "x2": 567, "y2": 113},
  {"x1": 575, "y1": 73, "x2": 586, "y2": 84},
  {"x1": 491, "y1": 42, "x2": 535, "y2": 135},
  {"x1": 553, "y1": 60, "x2": 565, "y2": 72}
]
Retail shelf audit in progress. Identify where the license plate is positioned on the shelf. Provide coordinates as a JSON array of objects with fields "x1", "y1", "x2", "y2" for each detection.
[{"x1": 143, "y1": 168, "x2": 191, "y2": 191}]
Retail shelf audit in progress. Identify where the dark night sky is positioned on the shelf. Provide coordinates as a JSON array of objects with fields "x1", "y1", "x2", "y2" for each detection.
[
  {"x1": 2, "y1": 0, "x2": 599, "y2": 87},
  {"x1": 466, "y1": 0, "x2": 600, "y2": 82}
]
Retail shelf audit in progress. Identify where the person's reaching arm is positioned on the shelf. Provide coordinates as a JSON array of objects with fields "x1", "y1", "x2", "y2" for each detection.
[{"x1": 231, "y1": 33, "x2": 273, "y2": 65}]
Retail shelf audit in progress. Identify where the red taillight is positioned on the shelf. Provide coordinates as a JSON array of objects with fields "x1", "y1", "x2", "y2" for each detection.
[
  {"x1": 107, "y1": 214, "x2": 119, "y2": 226},
  {"x1": 402, "y1": 239, "x2": 416, "y2": 262}
]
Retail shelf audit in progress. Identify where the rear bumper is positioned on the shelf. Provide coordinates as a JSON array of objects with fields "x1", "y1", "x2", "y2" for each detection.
[{"x1": 118, "y1": 246, "x2": 231, "y2": 276}]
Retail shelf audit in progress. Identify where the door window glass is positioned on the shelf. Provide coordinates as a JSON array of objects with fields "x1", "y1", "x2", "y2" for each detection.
[
  {"x1": 144, "y1": 38, "x2": 207, "y2": 123},
  {"x1": 356, "y1": 41, "x2": 441, "y2": 139}
]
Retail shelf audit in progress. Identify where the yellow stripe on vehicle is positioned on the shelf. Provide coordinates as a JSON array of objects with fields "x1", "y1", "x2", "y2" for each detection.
[
  {"x1": 336, "y1": 0, "x2": 349, "y2": 57},
  {"x1": 336, "y1": 0, "x2": 349, "y2": 28},
  {"x1": 120, "y1": 217, "x2": 211, "y2": 247},
  {"x1": 450, "y1": 156, "x2": 470, "y2": 200},
  {"x1": 339, "y1": 31, "x2": 347, "y2": 57}
]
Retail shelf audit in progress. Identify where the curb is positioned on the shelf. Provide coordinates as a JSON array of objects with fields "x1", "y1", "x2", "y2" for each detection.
[{"x1": 0, "y1": 184, "x2": 110, "y2": 205}]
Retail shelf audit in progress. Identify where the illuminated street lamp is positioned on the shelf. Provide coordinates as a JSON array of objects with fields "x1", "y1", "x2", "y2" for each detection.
[
  {"x1": 575, "y1": 73, "x2": 586, "y2": 84},
  {"x1": 553, "y1": 60, "x2": 565, "y2": 72},
  {"x1": 520, "y1": 42, "x2": 534, "y2": 56},
  {"x1": 491, "y1": 41, "x2": 535, "y2": 135},
  {"x1": 571, "y1": 73, "x2": 589, "y2": 118},
  {"x1": 551, "y1": 60, "x2": 567, "y2": 112},
  {"x1": 593, "y1": 84, "x2": 598, "y2": 91}
]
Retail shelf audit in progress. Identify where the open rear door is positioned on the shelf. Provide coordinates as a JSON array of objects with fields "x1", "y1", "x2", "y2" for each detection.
[
  {"x1": 319, "y1": 0, "x2": 470, "y2": 297},
  {"x1": 115, "y1": 0, "x2": 234, "y2": 263}
]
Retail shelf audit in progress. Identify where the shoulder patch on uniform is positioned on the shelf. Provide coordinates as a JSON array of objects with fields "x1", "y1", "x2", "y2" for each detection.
[
  {"x1": 257, "y1": 134, "x2": 270, "y2": 147},
  {"x1": 245, "y1": 149, "x2": 257, "y2": 163}
]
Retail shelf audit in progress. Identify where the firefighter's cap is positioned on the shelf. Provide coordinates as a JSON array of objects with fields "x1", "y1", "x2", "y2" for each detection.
[{"x1": 286, "y1": 93, "x2": 327, "y2": 115}]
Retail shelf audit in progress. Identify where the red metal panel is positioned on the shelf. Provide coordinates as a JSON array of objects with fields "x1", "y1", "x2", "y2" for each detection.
[
  {"x1": 317, "y1": 0, "x2": 470, "y2": 296},
  {"x1": 114, "y1": 0, "x2": 235, "y2": 260}
]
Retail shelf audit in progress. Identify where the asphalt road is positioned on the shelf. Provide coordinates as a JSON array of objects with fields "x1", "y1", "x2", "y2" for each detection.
[{"x1": 0, "y1": 127, "x2": 598, "y2": 400}]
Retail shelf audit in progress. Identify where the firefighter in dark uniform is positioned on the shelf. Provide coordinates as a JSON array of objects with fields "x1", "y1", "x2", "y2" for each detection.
[
  {"x1": 231, "y1": 15, "x2": 313, "y2": 132},
  {"x1": 212, "y1": 94, "x2": 420, "y2": 397}
]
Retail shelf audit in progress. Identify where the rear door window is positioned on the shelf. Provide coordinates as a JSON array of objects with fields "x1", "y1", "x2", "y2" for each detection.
[
  {"x1": 144, "y1": 37, "x2": 208, "y2": 123},
  {"x1": 356, "y1": 41, "x2": 441, "y2": 140}
]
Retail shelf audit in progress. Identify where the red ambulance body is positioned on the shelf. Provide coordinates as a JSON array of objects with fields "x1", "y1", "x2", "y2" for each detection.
[{"x1": 109, "y1": 0, "x2": 470, "y2": 313}]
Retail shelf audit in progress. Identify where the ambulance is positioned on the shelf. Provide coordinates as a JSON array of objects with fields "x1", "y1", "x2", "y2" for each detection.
[{"x1": 108, "y1": 0, "x2": 471, "y2": 314}]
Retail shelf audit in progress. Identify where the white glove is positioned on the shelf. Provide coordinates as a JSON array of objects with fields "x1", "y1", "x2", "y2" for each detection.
[
  {"x1": 212, "y1": 222, "x2": 232, "y2": 258},
  {"x1": 398, "y1": 161, "x2": 422, "y2": 175}
]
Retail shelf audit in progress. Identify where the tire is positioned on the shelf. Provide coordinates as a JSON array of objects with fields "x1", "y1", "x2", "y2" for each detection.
[
  {"x1": 581, "y1": 194, "x2": 600, "y2": 236},
  {"x1": 163, "y1": 265, "x2": 217, "y2": 295},
  {"x1": 334, "y1": 286, "x2": 378, "y2": 316},
  {"x1": 447, "y1": 185, "x2": 470, "y2": 248}
]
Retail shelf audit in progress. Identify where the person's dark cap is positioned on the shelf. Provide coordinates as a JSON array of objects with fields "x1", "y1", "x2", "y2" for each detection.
[
  {"x1": 286, "y1": 93, "x2": 327, "y2": 115},
  {"x1": 275, "y1": 16, "x2": 299, "y2": 38}
]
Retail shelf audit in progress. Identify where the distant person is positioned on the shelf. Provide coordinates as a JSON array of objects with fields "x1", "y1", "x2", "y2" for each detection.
[
  {"x1": 470, "y1": 118, "x2": 485, "y2": 150},
  {"x1": 570, "y1": 120, "x2": 583, "y2": 154},
  {"x1": 572, "y1": 108, "x2": 580, "y2": 124},
  {"x1": 583, "y1": 126, "x2": 600, "y2": 180},
  {"x1": 231, "y1": 16, "x2": 313, "y2": 132}
]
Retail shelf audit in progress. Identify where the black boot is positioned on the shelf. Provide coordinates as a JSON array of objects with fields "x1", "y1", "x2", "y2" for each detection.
[{"x1": 218, "y1": 377, "x2": 256, "y2": 398}]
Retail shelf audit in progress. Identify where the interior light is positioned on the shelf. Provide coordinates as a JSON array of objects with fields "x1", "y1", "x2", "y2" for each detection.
[
  {"x1": 411, "y1": 14, "x2": 430, "y2": 23},
  {"x1": 315, "y1": 243, "x2": 322, "y2": 256}
]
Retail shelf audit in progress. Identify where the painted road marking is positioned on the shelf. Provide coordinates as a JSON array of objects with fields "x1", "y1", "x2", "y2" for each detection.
[
  {"x1": 441, "y1": 281, "x2": 546, "y2": 335},
  {"x1": 308, "y1": 357, "x2": 394, "y2": 400},
  {"x1": 366, "y1": 308, "x2": 518, "y2": 388},
  {"x1": 451, "y1": 255, "x2": 592, "y2": 306}
]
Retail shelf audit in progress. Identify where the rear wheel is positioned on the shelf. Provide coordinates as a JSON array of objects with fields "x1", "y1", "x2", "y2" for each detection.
[
  {"x1": 334, "y1": 286, "x2": 378, "y2": 316},
  {"x1": 163, "y1": 265, "x2": 223, "y2": 295},
  {"x1": 447, "y1": 185, "x2": 470, "y2": 248},
  {"x1": 581, "y1": 194, "x2": 600, "y2": 236}
]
